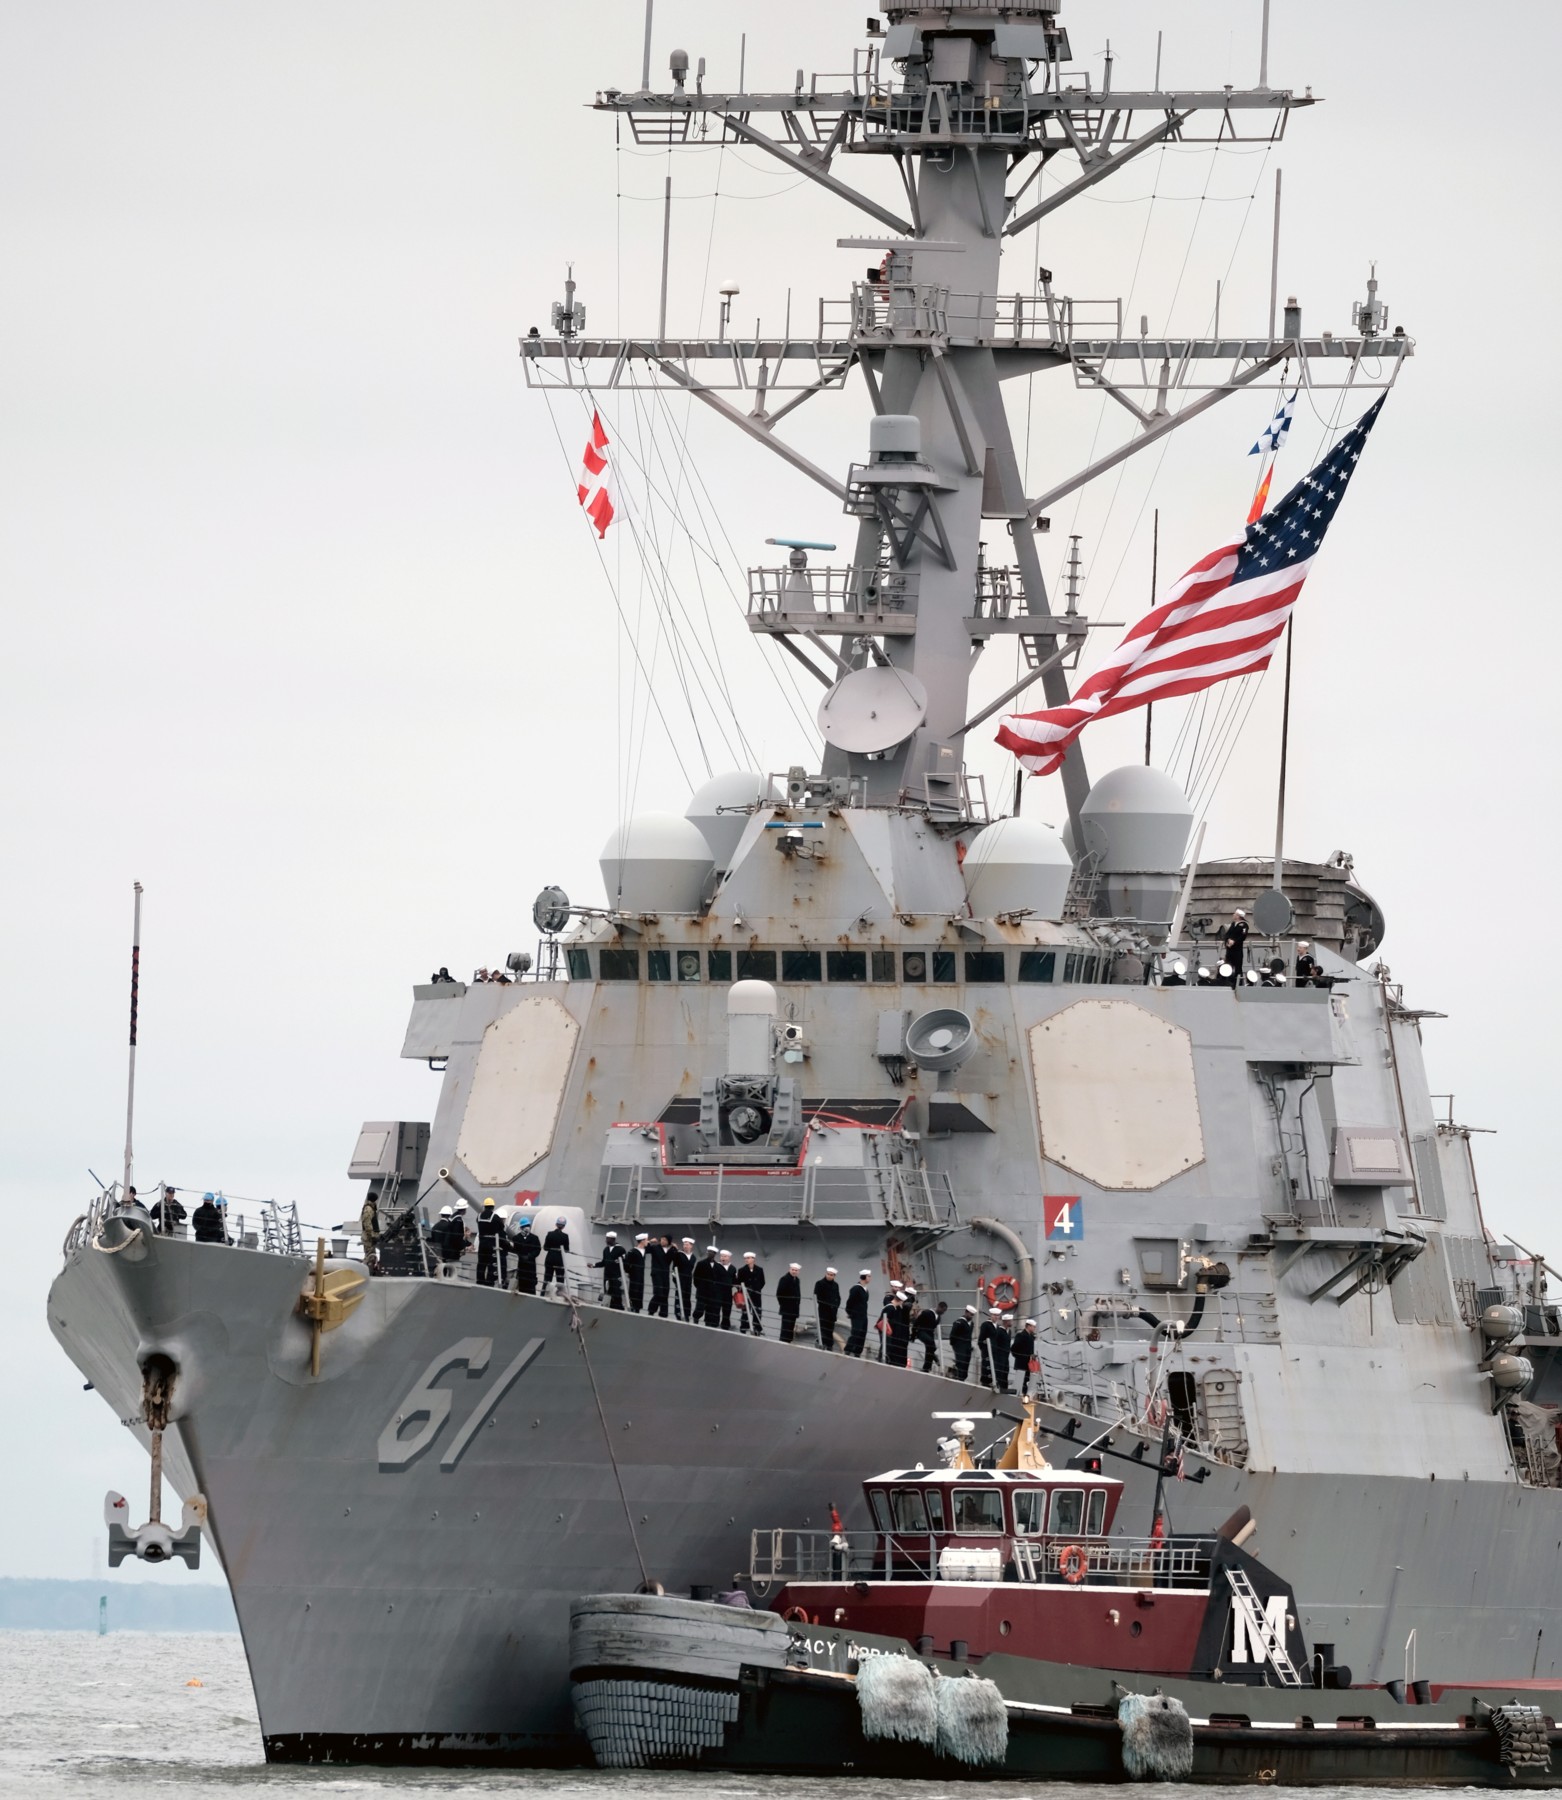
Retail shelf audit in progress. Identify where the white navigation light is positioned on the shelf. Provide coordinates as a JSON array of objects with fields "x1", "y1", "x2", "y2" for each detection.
[{"x1": 817, "y1": 663, "x2": 928, "y2": 755}]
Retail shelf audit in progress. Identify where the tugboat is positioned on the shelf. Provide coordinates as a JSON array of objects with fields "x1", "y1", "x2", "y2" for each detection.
[{"x1": 570, "y1": 1406, "x2": 1562, "y2": 1784}]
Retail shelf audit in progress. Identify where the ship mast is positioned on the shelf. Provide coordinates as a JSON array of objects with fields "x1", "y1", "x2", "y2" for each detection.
[{"x1": 524, "y1": 1, "x2": 1409, "y2": 836}]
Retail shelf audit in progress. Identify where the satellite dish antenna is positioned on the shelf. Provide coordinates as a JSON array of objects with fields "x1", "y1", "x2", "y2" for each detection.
[
  {"x1": 532, "y1": 885, "x2": 572, "y2": 935},
  {"x1": 1252, "y1": 888, "x2": 1294, "y2": 935},
  {"x1": 905, "y1": 1006, "x2": 976, "y2": 1074},
  {"x1": 817, "y1": 665, "x2": 927, "y2": 755}
]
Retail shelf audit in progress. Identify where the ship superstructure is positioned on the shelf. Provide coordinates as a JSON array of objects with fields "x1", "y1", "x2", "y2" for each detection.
[{"x1": 47, "y1": 0, "x2": 1562, "y2": 1769}]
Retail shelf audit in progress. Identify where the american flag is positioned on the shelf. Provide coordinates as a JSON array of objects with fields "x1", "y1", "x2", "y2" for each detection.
[
  {"x1": 996, "y1": 396, "x2": 1385, "y2": 777},
  {"x1": 576, "y1": 409, "x2": 616, "y2": 536}
]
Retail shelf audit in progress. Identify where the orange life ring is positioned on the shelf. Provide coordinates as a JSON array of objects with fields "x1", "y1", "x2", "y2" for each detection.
[
  {"x1": 783, "y1": 1606, "x2": 810, "y2": 1624},
  {"x1": 985, "y1": 1275, "x2": 1020, "y2": 1312},
  {"x1": 1058, "y1": 1543, "x2": 1089, "y2": 1584}
]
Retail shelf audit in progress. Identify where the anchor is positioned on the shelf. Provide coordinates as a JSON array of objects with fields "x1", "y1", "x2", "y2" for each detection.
[
  {"x1": 105, "y1": 1357, "x2": 206, "y2": 1568},
  {"x1": 297, "y1": 1236, "x2": 368, "y2": 1376}
]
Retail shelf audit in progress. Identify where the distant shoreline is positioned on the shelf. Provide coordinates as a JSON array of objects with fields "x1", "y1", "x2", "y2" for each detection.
[{"x1": 0, "y1": 1578, "x2": 238, "y2": 1633}]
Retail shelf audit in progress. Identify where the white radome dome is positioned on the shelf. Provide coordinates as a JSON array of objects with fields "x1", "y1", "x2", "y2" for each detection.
[
  {"x1": 685, "y1": 770, "x2": 767, "y2": 870},
  {"x1": 962, "y1": 816, "x2": 1073, "y2": 921},
  {"x1": 1080, "y1": 765, "x2": 1194, "y2": 871},
  {"x1": 599, "y1": 813, "x2": 714, "y2": 913}
]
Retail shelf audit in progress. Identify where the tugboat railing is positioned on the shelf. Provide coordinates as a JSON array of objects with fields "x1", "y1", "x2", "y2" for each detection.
[{"x1": 751, "y1": 1527, "x2": 1215, "y2": 1589}]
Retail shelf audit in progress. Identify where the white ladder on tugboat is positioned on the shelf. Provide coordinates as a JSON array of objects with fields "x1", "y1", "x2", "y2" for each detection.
[{"x1": 1224, "y1": 1566, "x2": 1304, "y2": 1687}]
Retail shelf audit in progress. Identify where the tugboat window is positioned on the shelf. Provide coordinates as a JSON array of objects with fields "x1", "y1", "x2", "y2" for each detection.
[
  {"x1": 676, "y1": 951, "x2": 702, "y2": 983},
  {"x1": 964, "y1": 950, "x2": 1006, "y2": 983},
  {"x1": 827, "y1": 949, "x2": 867, "y2": 982},
  {"x1": 931, "y1": 950, "x2": 957, "y2": 984},
  {"x1": 707, "y1": 949, "x2": 732, "y2": 982},
  {"x1": 1086, "y1": 1488, "x2": 1107, "y2": 1535},
  {"x1": 924, "y1": 1488, "x2": 945, "y2": 1531},
  {"x1": 599, "y1": 948, "x2": 639, "y2": 981},
  {"x1": 1018, "y1": 950, "x2": 1056, "y2": 983},
  {"x1": 871, "y1": 950, "x2": 896, "y2": 982},
  {"x1": 868, "y1": 1489, "x2": 892, "y2": 1532},
  {"x1": 889, "y1": 1489, "x2": 929, "y2": 1532},
  {"x1": 1012, "y1": 1489, "x2": 1047, "y2": 1535},
  {"x1": 566, "y1": 948, "x2": 592, "y2": 980},
  {"x1": 1050, "y1": 1488, "x2": 1084, "y2": 1536},
  {"x1": 903, "y1": 951, "x2": 929, "y2": 982},
  {"x1": 736, "y1": 950, "x2": 778, "y2": 980},
  {"x1": 782, "y1": 948, "x2": 821, "y2": 982},
  {"x1": 646, "y1": 949, "x2": 671, "y2": 982},
  {"x1": 950, "y1": 1489, "x2": 1004, "y2": 1535}
]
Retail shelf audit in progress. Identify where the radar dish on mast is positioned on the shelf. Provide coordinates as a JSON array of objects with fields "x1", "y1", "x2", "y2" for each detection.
[
  {"x1": 816, "y1": 665, "x2": 927, "y2": 755},
  {"x1": 532, "y1": 886, "x2": 571, "y2": 935}
]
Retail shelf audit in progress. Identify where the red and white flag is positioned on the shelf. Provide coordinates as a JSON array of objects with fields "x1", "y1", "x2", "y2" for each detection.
[
  {"x1": 576, "y1": 409, "x2": 616, "y2": 537},
  {"x1": 996, "y1": 396, "x2": 1384, "y2": 776}
]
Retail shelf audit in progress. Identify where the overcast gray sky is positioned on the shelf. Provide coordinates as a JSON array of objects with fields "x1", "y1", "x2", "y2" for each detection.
[{"x1": 3, "y1": 0, "x2": 1558, "y2": 1580}]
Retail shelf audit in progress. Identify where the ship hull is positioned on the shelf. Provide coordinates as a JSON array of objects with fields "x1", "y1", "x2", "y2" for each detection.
[{"x1": 47, "y1": 1230, "x2": 1562, "y2": 1765}]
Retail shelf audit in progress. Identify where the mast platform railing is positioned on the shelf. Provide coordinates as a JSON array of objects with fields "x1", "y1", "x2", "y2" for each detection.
[{"x1": 747, "y1": 565, "x2": 918, "y2": 634}]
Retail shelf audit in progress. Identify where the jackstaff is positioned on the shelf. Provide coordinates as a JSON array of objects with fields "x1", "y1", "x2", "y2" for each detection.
[{"x1": 122, "y1": 881, "x2": 143, "y2": 1203}]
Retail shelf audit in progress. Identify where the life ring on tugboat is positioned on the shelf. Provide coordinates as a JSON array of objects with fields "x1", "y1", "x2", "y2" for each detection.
[
  {"x1": 985, "y1": 1275, "x2": 1020, "y2": 1312},
  {"x1": 783, "y1": 1606, "x2": 811, "y2": 1624},
  {"x1": 1058, "y1": 1544, "x2": 1089, "y2": 1584}
]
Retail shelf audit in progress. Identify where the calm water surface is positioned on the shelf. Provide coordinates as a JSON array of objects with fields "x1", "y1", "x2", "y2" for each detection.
[{"x1": 0, "y1": 1630, "x2": 1437, "y2": 1799}]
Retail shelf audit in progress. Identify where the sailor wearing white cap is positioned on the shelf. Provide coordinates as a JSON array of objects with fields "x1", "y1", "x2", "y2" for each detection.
[
  {"x1": 1295, "y1": 939, "x2": 1322, "y2": 987},
  {"x1": 596, "y1": 1230, "x2": 627, "y2": 1311},
  {"x1": 672, "y1": 1238, "x2": 696, "y2": 1319},
  {"x1": 715, "y1": 1250, "x2": 738, "y2": 1329},
  {"x1": 980, "y1": 1309, "x2": 1014, "y2": 1393},
  {"x1": 949, "y1": 1305, "x2": 978, "y2": 1380},
  {"x1": 885, "y1": 1287, "x2": 914, "y2": 1367},
  {"x1": 623, "y1": 1232, "x2": 649, "y2": 1313},
  {"x1": 1221, "y1": 909, "x2": 1249, "y2": 986},
  {"x1": 776, "y1": 1263, "x2": 803, "y2": 1342},
  {"x1": 844, "y1": 1270, "x2": 872, "y2": 1357},
  {"x1": 736, "y1": 1251, "x2": 766, "y2": 1336},
  {"x1": 814, "y1": 1266, "x2": 842, "y2": 1351},
  {"x1": 692, "y1": 1245, "x2": 724, "y2": 1327}
]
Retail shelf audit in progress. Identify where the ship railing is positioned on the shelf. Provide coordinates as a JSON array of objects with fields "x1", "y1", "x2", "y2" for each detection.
[
  {"x1": 595, "y1": 1161, "x2": 958, "y2": 1231},
  {"x1": 824, "y1": 286, "x2": 1122, "y2": 348},
  {"x1": 747, "y1": 564, "x2": 919, "y2": 630},
  {"x1": 750, "y1": 1528, "x2": 1214, "y2": 1589}
]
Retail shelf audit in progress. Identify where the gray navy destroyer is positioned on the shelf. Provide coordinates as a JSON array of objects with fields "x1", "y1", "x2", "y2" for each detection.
[{"x1": 47, "y1": 0, "x2": 1562, "y2": 1769}]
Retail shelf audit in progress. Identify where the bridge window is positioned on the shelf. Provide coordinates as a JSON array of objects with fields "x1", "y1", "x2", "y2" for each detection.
[
  {"x1": 868, "y1": 1489, "x2": 891, "y2": 1531},
  {"x1": 1012, "y1": 1489, "x2": 1047, "y2": 1535},
  {"x1": 1018, "y1": 950, "x2": 1056, "y2": 983},
  {"x1": 1050, "y1": 1488, "x2": 1084, "y2": 1536},
  {"x1": 903, "y1": 951, "x2": 929, "y2": 982},
  {"x1": 782, "y1": 949, "x2": 822, "y2": 982},
  {"x1": 827, "y1": 949, "x2": 867, "y2": 982},
  {"x1": 1087, "y1": 1489, "x2": 1107, "y2": 1535},
  {"x1": 950, "y1": 1489, "x2": 1004, "y2": 1535},
  {"x1": 924, "y1": 1488, "x2": 945, "y2": 1531},
  {"x1": 566, "y1": 948, "x2": 592, "y2": 980},
  {"x1": 646, "y1": 949, "x2": 671, "y2": 981},
  {"x1": 871, "y1": 950, "x2": 896, "y2": 982},
  {"x1": 964, "y1": 950, "x2": 1006, "y2": 983},
  {"x1": 931, "y1": 951, "x2": 957, "y2": 983},
  {"x1": 676, "y1": 951, "x2": 702, "y2": 983},
  {"x1": 889, "y1": 1488, "x2": 930, "y2": 1533},
  {"x1": 707, "y1": 949, "x2": 732, "y2": 982},
  {"x1": 737, "y1": 950, "x2": 778, "y2": 980},
  {"x1": 599, "y1": 948, "x2": 639, "y2": 981}
]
